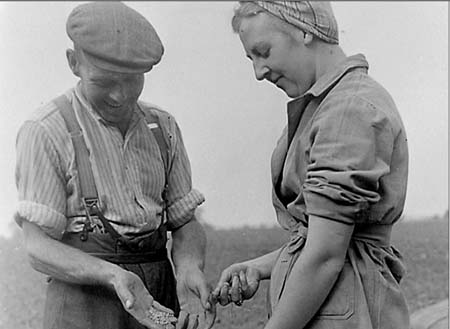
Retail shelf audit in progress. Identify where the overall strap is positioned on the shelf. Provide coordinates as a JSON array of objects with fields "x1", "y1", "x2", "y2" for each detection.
[
  {"x1": 54, "y1": 95, "x2": 129, "y2": 245},
  {"x1": 54, "y1": 95, "x2": 171, "y2": 247},
  {"x1": 143, "y1": 110, "x2": 170, "y2": 172},
  {"x1": 53, "y1": 95, "x2": 97, "y2": 201},
  {"x1": 142, "y1": 109, "x2": 171, "y2": 224}
]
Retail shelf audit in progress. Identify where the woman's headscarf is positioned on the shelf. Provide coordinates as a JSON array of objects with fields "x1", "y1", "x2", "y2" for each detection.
[{"x1": 252, "y1": 1, "x2": 339, "y2": 44}]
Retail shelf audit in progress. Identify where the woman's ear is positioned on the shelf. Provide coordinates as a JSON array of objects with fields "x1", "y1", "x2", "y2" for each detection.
[{"x1": 66, "y1": 49, "x2": 80, "y2": 77}]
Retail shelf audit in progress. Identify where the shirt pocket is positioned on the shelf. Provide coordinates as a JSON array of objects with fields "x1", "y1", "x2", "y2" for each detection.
[{"x1": 315, "y1": 261, "x2": 355, "y2": 320}]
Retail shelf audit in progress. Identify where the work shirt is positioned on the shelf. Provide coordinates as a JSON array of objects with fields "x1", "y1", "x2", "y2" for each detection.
[
  {"x1": 269, "y1": 54, "x2": 410, "y2": 328},
  {"x1": 15, "y1": 83, "x2": 204, "y2": 239}
]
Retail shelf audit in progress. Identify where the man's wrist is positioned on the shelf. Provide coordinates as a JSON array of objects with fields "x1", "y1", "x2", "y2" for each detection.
[
  {"x1": 174, "y1": 259, "x2": 204, "y2": 277},
  {"x1": 103, "y1": 262, "x2": 127, "y2": 290}
]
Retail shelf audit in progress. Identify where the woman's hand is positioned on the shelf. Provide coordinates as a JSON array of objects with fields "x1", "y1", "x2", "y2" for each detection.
[
  {"x1": 112, "y1": 269, "x2": 177, "y2": 329},
  {"x1": 211, "y1": 263, "x2": 262, "y2": 306}
]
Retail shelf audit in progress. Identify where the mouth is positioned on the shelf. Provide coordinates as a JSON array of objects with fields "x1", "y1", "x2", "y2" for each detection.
[
  {"x1": 104, "y1": 100, "x2": 122, "y2": 108},
  {"x1": 270, "y1": 76, "x2": 282, "y2": 86}
]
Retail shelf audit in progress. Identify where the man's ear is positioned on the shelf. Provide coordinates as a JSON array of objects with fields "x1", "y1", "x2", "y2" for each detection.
[{"x1": 66, "y1": 49, "x2": 80, "y2": 77}]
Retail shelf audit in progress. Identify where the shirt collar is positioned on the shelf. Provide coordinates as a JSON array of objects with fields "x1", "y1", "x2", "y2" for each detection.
[
  {"x1": 307, "y1": 53, "x2": 369, "y2": 98},
  {"x1": 285, "y1": 54, "x2": 368, "y2": 145}
]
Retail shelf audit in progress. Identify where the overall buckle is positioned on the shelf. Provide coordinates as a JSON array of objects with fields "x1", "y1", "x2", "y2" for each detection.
[{"x1": 80, "y1": 197, "x2": 99, "y2": 241}]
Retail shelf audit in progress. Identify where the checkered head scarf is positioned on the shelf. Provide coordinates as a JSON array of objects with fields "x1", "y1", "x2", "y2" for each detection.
[{"x1": 253, "y1": 1, "x2": 339, "y2": 44}]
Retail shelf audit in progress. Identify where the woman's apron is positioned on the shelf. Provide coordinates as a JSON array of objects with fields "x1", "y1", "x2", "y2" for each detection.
[{"x1": 268, "y1": 221, "x2": 409, "y2": 329}]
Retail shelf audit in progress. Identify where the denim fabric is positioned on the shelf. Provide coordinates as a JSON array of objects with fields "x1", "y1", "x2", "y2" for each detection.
[{"x1": 42, "y1": 228, "x2": 179, "y2": 329}]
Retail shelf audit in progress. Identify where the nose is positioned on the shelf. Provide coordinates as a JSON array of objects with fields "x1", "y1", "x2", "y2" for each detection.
[
  {"x1": 109, "y1": 85, "x2": 126, "y2": 104},
  {"x1": 253, "y1": 60, "x2": 270, "y2": 81}
]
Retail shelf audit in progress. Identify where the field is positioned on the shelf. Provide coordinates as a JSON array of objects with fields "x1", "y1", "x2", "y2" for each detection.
[{"x1": 1, "y1": 215, "x2": 448, "y2": 329}]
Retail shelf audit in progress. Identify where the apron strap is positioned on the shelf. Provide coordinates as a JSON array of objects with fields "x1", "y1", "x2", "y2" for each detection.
[{"x1": 353, "y1": 223, "x2": 393, "y2": 247}]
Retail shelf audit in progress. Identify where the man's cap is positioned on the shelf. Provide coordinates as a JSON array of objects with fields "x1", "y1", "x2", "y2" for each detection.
[
  {"x1": 66, "y1": 2, "x2": 164, "y2": 73},
  {"x1": 253, "y1": 1, "x2": 339, "y2": 44}
]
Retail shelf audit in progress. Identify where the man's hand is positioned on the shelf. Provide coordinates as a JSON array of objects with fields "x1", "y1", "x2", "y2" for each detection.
[
  {"x1": 112, "y1": 269, "x2": 177, "y2": 329},
  {"x1": 211, "y1": 263, "x2": 261, "y2": 307},
  {"x1": 176, "y1": 266, "x2": 216, "y2": 329}
]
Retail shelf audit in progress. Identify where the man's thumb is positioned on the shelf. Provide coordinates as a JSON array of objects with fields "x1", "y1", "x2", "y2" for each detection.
[
  {"x1": 119, "y1": 289, "x2": 135, "y2": 309},
  {"x1": 200, "y1": 286, "x2": 212, "y2": 310}
]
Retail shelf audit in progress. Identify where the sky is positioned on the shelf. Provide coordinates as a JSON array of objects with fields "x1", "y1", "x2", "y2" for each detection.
[{"x1": 0, "y1": 2, "x2": 447, "y2": 237}]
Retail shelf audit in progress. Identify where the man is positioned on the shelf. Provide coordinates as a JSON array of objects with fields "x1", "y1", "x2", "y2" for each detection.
[
  {"x1": 15, "y1": 2, "x2": 214, "y2": 329},
  {"x1": 213, "y1": 2, "x2": 409, "y2": 329}
]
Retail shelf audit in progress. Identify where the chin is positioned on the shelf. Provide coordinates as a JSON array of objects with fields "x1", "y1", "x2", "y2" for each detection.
[
  {"x1": 278, "y1": 84, "x2": 302, "y2": 98},
  {"x1": 284, "y1": 89, "x2": 302, "y2": 98}
]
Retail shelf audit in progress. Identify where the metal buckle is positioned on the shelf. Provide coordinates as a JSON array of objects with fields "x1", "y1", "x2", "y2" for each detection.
[
  {"x1": 80, "y1": 197, "x2": 99, "y2": 241},
  {"x1": 83, "y1": 197, "x2": 99, "y2": 212}
]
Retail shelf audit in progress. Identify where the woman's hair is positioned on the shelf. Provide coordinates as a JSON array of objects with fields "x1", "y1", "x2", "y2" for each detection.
[
  {"x1": 231, "y1": 2, "x2": 266, "y2": 33},
  {"x1": 231, "y1": 1, "x2": 300, "y2": 38}
]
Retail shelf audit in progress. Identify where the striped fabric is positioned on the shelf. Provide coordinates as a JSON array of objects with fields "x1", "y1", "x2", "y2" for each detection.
[{"x1": 15, "y1": 84, "x2": 204, "y2": 239}]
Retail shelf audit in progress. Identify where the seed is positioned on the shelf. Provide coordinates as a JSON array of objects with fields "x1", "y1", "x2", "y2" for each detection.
[{"x1": 146, "y1": 307, "x2": 177, "y2": 328}]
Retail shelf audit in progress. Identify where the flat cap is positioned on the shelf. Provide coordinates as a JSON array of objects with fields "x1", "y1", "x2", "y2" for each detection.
[{"x1": 67, "y1": 2, "x2": 164, "y2": 73}]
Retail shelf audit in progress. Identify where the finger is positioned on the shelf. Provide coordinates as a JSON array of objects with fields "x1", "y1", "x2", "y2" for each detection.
[
  {"x1": 169, "y1": 315, "x2": 178, "y2": 324},
  {"x1": 210, "y1": 288, "x2": 220, "y2": 302},
  {"x1": 203, "y1": 306, "x2": 216, "y2": 329},
  {"x1": 239, "y1": 270, "x2": 248, "y2": 292},
  {"x1": 219, "y1": 282, "x2": 230, "y2": 306},
  {"x1": 209, "y1": 295, "x2": 218, "y2": 306},
  {"x1": 176, "y1": 310, "x2": 189, "y2": 329},
  {"x1": 229, "y1": 273, "x2": 241, "y2": 303},
  {"x1": 208, "y1": 291, "x2": 218, "y2": 306},
  {"x1": 196, "y1": 282, "x2": 212, "y2": 310},
  {"x1": 186, "y1": 314, "x2": 199, "y2": 329},
  {"x1": 196, "y1": 311, "x2": 206, "y2": 329},
  {"x1": 115, "y1": 283, "x2": 136, "y2": 310},
  {"x1": 215, "y1": 269, "x2": 233, "y2": 291},
  {"x1": 243, "y1": 273, "x2": 259, "y2": 299}
]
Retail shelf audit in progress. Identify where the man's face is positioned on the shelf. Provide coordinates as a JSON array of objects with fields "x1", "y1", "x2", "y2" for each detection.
[
  {"x1": 238, "y1": 13, "x2": 316, "y2": 98},
  {"x1": 74, "y1": 51, "x2": 145, "y2": 126}
]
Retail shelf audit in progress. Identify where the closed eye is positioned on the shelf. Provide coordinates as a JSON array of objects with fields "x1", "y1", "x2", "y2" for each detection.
[
  {"x1": 91, "y1": 79, "x2": 113, "y2": 88},
  {"x1": 246, "y1": 49, "x2": 270, "y2": 64}
]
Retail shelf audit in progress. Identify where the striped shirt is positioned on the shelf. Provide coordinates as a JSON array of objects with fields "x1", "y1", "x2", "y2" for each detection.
[{"x1": 15, "y1": 84, "x2": 204, "y2": 239}]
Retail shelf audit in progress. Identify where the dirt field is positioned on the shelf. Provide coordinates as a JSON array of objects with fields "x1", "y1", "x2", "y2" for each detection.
[{"x1": 1, "y1": 215, "x2": 448, "y2": 329}]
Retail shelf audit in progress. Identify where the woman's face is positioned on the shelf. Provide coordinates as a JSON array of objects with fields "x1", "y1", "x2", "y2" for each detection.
[{"x1": 238, "y1": 13, "x2": 316, "y2": 98}]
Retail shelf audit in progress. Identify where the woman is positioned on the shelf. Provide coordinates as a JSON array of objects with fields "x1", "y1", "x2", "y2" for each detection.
[{"x1": 212, "y1": 2, "x2": 410, "y2": 329}]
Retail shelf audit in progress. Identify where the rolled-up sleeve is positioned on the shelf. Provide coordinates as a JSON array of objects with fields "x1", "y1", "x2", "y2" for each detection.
[
  {"x1": 165, "y1": 118, "x2": 205, "y2": 230},
  {"x1": 15, "y1": 121, "x2": 67, "y2": 239},
  {"x1": 303, "y1": 96, "x2": 394, "y2": 225}
]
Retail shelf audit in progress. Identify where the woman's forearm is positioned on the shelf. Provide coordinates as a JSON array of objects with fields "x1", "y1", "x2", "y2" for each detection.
[
  {"x1": 23, "y1": 220, "x2": 121, "y2": 287},
  {"x1": 265, "y1": 250, "x2": 344, "y2": 329},
  {"x1": 245, "y1": 247, "x2": 282, "y2": 280},
  {"x1": 265, "y1": 216, "x2": 353, "y2": 329}
]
